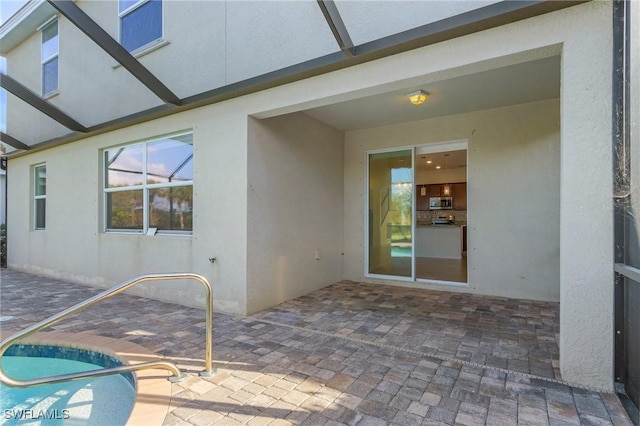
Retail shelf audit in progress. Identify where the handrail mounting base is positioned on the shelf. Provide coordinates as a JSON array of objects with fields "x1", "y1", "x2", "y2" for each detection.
[{"x1": 199, "y1": 368, "x2": 216, "y2": 377}]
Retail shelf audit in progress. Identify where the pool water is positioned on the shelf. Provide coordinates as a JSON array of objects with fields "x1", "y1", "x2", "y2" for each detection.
[
  {"x1": 391, "y1": 246, "x2": 412, "y2": 257},
  {"x1": 1, "y1": 353, "x2": 135, "y2": 425}
]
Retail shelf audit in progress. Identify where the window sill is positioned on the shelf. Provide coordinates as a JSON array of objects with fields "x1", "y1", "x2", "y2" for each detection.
[
  {"x1": 112, "y1": 39, "x2": 170, "y2": 69},
  {"x1": 155, "y1": 232, "x2": 193, "y2": 238},
  {"x1": 43, "y1": 90, "x2": 59, "y2": 100},
  {"x1": 103, "y1": 230, "x2": 192, "y2": 237}
]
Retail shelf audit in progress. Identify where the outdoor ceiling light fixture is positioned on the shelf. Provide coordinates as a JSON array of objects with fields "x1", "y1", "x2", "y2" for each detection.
[{"x1": 407, "y1": 90, "x2": 429, "y2": 105}]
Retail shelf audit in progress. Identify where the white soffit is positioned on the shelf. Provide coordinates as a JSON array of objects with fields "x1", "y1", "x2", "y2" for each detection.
[
  {"x1": 304, "y1": 56, "x2": 560, "y2": 131},
  {"x1": 0, "y1": 0, "x2": 56, "y2": 54}
]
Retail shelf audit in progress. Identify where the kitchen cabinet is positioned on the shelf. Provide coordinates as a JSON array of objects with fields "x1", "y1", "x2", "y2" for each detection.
[
  {"x1": 417, "y1": 182, "x2": 467, "y2": 210},
  {"x1": 416, "y1": 185, "x2": 429, "y2": 210},
  {"x1": 415, "y1": 225, "x2": 463, "y2": 259},
  {"x1": 428, "y1": 184, "x2": 455, "y2": 197},
  {"x1": 453, "y1": 183, "x2": 467, "y2": 210},
  {"x1": 429, "y1": 185, "x2": 444, "y2": 197}
]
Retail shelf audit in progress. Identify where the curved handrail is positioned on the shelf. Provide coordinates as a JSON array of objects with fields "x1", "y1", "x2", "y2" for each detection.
[{"x1": 0, "y1": 272, "x2": 214, "y2": 387}]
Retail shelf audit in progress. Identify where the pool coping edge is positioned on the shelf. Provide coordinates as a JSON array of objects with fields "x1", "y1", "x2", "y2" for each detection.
[{"x1": 0, "y1": 330, "x2": 171, "y2": 426}]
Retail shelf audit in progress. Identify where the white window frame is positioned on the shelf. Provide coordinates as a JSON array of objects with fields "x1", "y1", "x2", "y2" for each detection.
[
  {"x1": 103, "y1": 132, "x2": 193, "y2": 235},
  {"x1": 39, "y1": 18, "x2": 58, "y2": 97},
  {"x1": 118, "y1": 0, "x2": 164, "y2": 54},
  {"x1": 34, "y1": 164, "x2": 46, "y2": 230}
]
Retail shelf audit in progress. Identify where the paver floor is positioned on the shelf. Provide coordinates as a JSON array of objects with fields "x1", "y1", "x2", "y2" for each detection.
[{"x1": 0, "y1": 270, "x2": 633, "y2": 425}]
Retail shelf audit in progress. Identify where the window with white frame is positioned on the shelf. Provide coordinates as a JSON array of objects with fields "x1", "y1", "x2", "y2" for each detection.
[
  {"x1": 104, "y1": 133, "x2": 193, "y2": 233},
  {"x1": 34, "y1": 164, "x2": 47, "y2": 230},
  {"x1": 119, "y1": 0, "x2": 163, "y2": 53},
  {"x1": 41, "y1": 19, "x2": 58, "y2": 96}
]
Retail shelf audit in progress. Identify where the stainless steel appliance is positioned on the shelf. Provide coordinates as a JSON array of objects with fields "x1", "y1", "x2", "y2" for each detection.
[
  {"x1": 432, "y1": 214, "x2": 455, "y2": 225},
  {"x1": 429, "y1": 197, "x2": 453, "y2": 210}
]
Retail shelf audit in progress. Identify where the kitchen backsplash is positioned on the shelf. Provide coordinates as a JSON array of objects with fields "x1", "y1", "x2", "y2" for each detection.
[{"x1": 416, "y1": 210, "x2": 467, "y2": 224}]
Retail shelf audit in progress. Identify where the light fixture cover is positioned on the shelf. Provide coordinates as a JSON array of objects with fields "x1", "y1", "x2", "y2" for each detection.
[{"x1": 407, "y1": 90, "x2": 428, "y2": 105}]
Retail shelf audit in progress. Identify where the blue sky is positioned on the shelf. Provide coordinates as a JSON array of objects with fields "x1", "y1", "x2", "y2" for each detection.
[{"x1": 0, "y1": 0, "x2": 27, "y2": 25}]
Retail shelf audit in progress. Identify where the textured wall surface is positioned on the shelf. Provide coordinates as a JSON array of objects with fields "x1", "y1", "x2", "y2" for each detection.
[
  {"x1": 343, "y1": 99, "x2": 561, "y2": 302},
  {"x1": 556, "y1": 2, "x2": 613, "y2": 390},
  {"x1": 246, "y1": 113, "x2": 344, "y2": 314},
  {"x1": 5, "y1": 1, "x2": 614, "y2": 389},
  {"x1": 7, "y1": 105, "x2": 250, "y2": 314}
]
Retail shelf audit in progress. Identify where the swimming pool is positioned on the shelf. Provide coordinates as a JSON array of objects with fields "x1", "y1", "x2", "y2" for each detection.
[
  {"x1": 391, "y1": 245, "x2": 412, "y2": 257},
  {"x1": 1, "y1": 345, "x2": 135, "y2": 426}
]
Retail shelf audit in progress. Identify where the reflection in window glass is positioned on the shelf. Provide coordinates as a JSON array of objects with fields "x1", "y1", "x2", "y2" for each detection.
[
  {"x1": 35, "y1": 165, "x2": 47, "y2": 196},
  {"x1": 42, "y1": 58, "x2": 58, "y2": 96},
  {"x1": 367, "y1": 150, "x2": 412, "y2": 277},
  {"x1": 104, "y1": 132, "x2": 193, "y2": 233},
  {"x1": 149, "y1": 186, "x2": 193, "y2": 231},
  {"x1": 119, "y1": 0, "x2": 139, "y2": 13},
  {"x1": 41, "y1": 22, "x2": 58, "y2": 61},
  {"x1": 391, "y1": 168, "x2": 412, "y2": 214},
  {"x1": 35, "y1": 199, "x2": 46, "y2": 229},
  {"x1": 34, "y1": 165, "x2": 47, "y2": 230},
  {"x1": 147, "y1": 134, "x2": 193, "y2": 184},
  {"x1": 41, "y1": 20, "x2": 58, "y2": 95},
  {"x1": 120, "y1": 0, "x2": 162, "y2": 52},
  {"x1": 105, "y1": 143, "x2": 144, "y2": 188},
  {"x1": 106, "y1": 190, "x2": 144, "y2": 230}
]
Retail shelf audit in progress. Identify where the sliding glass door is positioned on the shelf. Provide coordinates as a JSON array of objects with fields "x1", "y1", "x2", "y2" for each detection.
[{"x1": 367, "y1": 149, "x2": 414, "y2": 278}]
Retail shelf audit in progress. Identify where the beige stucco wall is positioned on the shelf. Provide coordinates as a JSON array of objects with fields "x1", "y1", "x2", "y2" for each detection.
[
  {"x1": 6, "y1": 1, "x2": 614, "y2": 389},
  {"x1": 3, "y1": 0, "x2": 338, "y2": 144},
  {"x1": 250, "y1": 0, "x2": 613, "y2": 390},
  {"x1": 4, "y1": 26, "x2": 73, "y2": 144},
  {"x1": 7, "y1": 104, "x2": 249, "y2": 314},
  {"x1": 344, "y1": 98, "x2": 561, "y2": 302},
  {"x1": 246, "y1": 113, "x2": 344, "y2": 314},
  {"x1": 557, "y1": 2, "x2": 613, "y2": 390}
]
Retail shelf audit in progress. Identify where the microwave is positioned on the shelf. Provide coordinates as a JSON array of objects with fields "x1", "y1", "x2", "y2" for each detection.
[{"x1": 429, "y1": 197, "x2": 453, "y2": 210}]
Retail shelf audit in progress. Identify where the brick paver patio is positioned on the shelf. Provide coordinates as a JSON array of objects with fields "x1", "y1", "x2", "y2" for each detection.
[{"x1": 0, "y1": 270, "x2": 633, "y2": 425}]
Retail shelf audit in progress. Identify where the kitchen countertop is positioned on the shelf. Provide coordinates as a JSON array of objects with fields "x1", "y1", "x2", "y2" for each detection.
[{"x1": 415, "y1": 222, "x2": 464, "y2": 259}]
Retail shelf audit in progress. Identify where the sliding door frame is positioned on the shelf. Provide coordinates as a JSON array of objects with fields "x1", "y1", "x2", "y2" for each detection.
[
  {"x1": 364, "y1": 139, "x2": 468, "y2": 285},
  {"x1": 364, "y1": 146, "x2": 416, "y2": 282}
]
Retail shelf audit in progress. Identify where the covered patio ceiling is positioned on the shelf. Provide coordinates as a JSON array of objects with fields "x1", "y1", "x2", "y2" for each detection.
[
  {"x1": 304, "y1": 55, "x2": 560, "y2": 131},
  {"x1": 0, "y1": 0, "x2": 584, "y2": 154}
]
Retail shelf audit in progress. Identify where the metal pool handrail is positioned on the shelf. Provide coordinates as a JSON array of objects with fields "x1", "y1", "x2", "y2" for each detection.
[{"x1": 0, "y1": 272, "x2": 214, "y2": 388}]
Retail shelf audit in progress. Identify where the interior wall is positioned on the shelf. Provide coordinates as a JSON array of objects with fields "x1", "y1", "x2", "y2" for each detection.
[
  {"x1": 417, "y1": 167, "x2": 467, "y2": 185},
  {"x1": 345, "y1": 98, "x2": 561, "y2": 302},
  {"x1": 246, "y1": 113, "x2": 344, "y2": 314}
]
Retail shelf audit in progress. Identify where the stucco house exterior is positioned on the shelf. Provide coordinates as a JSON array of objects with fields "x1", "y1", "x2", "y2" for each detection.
[{"x1": 1, "y1": 0, "x2": 638, "y2": 408}]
